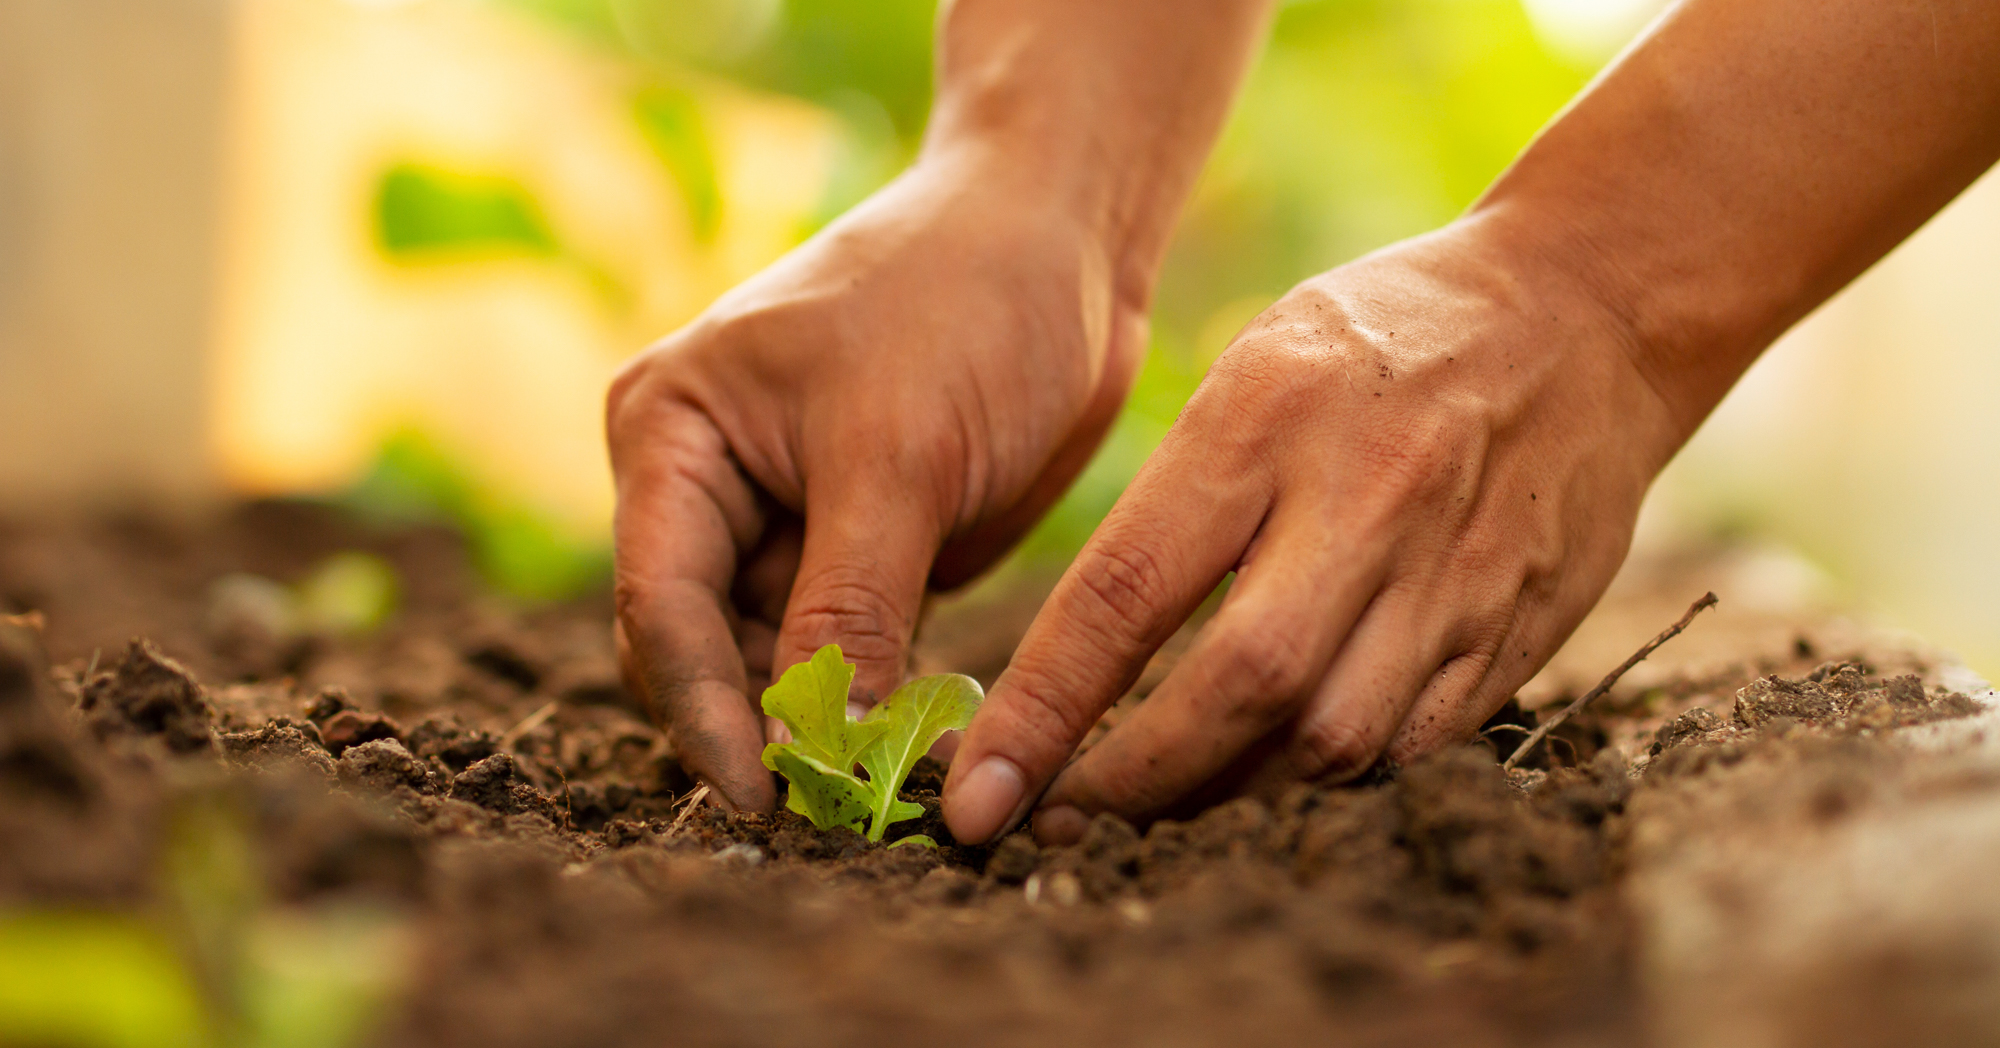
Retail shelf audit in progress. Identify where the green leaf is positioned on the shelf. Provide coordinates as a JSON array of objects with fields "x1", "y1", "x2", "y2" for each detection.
[
  {"x1": 759, "y1": 645, "x2": 888, "y2": 771},
  {"x1": 0, "y1": 913, "x2": 212, "y2": 1048},
  {"x1": 372, "y1": 163, "x2": 558, "y2": 257},
  {"x1": 858, "y1": 674, "x2": 982, "y2": 841},
  {"x1": 888, "y1": 834, "x2": 938, "y2": 850},
  {"x1": 764, "y1": 746, "x2": 872, "y2": 833},
  {"x1": 633, "y1": 87, "x2": 723, "y2": 244}
]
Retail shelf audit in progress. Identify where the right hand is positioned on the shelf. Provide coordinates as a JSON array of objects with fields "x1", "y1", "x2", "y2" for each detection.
[{"x1": 607, "y1": 158, "x2": 1147, "y2": 811}]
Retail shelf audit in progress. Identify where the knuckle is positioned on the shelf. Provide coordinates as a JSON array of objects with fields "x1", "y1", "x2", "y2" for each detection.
[
  {"x1": 785, "y1": 575, "x2": 909, "y2": 668},
  {"x1": 1355, "y1": 408, "x2": 1489, "y2": 506},
  {"x1": 604, "y1": 361, "x2": 662, "y2": 442},
  {"x1": 1205, "y1": 337, "x2": 1320, "y2": 419},
  {"x1": 611, "y1": 564, "x2": 662, "y2": 625},
  {"x1": 1069, "y1": 540, "x2": 1176, "y2": 641},
  {"x1": 1457, "y1": 613, "x2": 1514, "y2": 665},
  {"x1": 1392, "y1": 420, "x2": 1470, "y2": 490},
  {"x1": 995, "y1": 673, "x2": 1101, "y2": 759},
  {"x1": 1290, "y1": 717, "x2": 1380, "y2": 784},
  {"x1": 1206, "y1": 629, "x2": 1318, "y2": 721}
]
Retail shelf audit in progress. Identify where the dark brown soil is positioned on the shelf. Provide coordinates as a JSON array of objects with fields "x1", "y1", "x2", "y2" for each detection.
[{"x1": 0, "y1": 503, "x2": 1985, "y2": 1048}]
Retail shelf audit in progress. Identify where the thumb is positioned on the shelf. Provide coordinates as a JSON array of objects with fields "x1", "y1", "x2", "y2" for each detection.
[{"x1": 772, "y1": 474, "x2": 942, "y2": 713}]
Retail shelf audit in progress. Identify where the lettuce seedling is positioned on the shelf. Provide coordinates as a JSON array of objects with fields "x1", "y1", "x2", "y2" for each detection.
[{"x1": 760, "y1": 645, "x2": 982, "y2": 845}]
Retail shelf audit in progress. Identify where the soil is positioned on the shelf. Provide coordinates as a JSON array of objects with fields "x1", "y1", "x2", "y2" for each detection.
[{"x1": 0, "y1": 502, "x2": 1989, "y2": 1048}]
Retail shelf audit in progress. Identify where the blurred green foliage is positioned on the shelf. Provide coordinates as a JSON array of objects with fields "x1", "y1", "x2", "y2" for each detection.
[
  {"x1": 0, "y1": 797, "x2": 408, "y2": 1048},
  {"x1": 295, "y1": 553, "x2": 402, "y2": 637},
  {"x1": 374, "y1": 164, "x2": 558, "y2": 257},
  {"x1": 500, "y1": 0, "x2": 934, "y2": 140},
  {"x1": 634, "y1": 86, "x2": 724, "y2": 242},
  {"x1": 367, "y1": 0, "x2": 1598, "y2": 594},
  {"x1": 341, "y1": 430, "x2": 610, "y2": 602},
  {"x1": 0, "y1": 914, "x2": 212, "y2": 1048}
]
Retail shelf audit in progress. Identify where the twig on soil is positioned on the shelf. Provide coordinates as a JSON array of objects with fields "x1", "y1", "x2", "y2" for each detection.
[
  {"x1": 552, "y1": 766, "x2": 574, "y2": 830},
  {"x1": 500, "y1": 699, "x2": 560, "y2": 752},
  {"x1": 1501, "y1": 592, "x2": 1719, "y2": 771},
  {"x1": 665, "y1": 784, "x2": 711, "y2": 837}
]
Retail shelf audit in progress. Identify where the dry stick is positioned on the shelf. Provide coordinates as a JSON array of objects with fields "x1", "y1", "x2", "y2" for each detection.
[
  {"x1": 1502, "y1": 591, "x2": 1719, "y2": 772},
  {"x1": 499, "y1": 699, "x2": 560, "y2": 752},
  {"x1": 665, "y1": 783, "x2": 712, "y2": 837}
]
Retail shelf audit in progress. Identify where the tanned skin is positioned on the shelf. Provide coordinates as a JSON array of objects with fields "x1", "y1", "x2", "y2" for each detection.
[{"x1": 604, "y1": 0, "x2": 2000, "y2": 843}]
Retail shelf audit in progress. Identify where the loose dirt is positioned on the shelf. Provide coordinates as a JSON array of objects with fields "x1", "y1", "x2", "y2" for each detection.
[{"x1": 0, "y1": 503, "x2": 1991, "y2": 1047}]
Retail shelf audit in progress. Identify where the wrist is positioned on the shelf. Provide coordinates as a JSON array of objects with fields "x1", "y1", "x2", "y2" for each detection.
[
  {"x1": 916, "y1": 0, "x2": 1273, "y2": 315},
  {"x1": 912, "y1": 132, "x2": 1166, "y2": 314},
  {"x1": 1456, "y1": 195, "x2": 1750, "y2": 446},
  {"x1": 1428, "y1": 205, "x2": 1691, "y2": 468}
]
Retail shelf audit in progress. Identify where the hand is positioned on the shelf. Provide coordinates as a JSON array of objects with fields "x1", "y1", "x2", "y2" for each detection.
[
  {"x1": 608, "y1": 161, "x2": 1146, "y2": 812},
  {"x1": 942, "y1": 215, "x2": 1684, "y2": 844}
]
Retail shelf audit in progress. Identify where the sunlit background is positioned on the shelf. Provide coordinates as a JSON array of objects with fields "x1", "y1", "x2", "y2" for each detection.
[{"x1": 2, "y1": 0, "x2": 1995, "y2": 673}]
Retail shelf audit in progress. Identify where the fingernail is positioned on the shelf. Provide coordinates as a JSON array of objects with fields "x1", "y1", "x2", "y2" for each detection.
[
  {"x1": 944, "y1": 756, "x2": 1026, "y2": 844},
  {"x1": 1032, "y1": 805, "x2": 1089, "y2": 846}
]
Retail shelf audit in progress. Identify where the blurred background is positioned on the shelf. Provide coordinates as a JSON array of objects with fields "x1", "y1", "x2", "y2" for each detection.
[{"x1": 1, "y1": 0, "x2": 1994, "y2": 675}]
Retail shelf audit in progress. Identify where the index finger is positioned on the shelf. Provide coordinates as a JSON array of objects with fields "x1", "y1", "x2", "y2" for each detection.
[
  {"x1": 941, "y1": 435, "x2": 1268, "y2": 843},
  {"x1": 609, "y1": 388, "x2": 772, "y2": 811}
]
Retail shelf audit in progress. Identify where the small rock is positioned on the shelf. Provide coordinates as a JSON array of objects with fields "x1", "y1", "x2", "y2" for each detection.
[
  {"x1": 913, "y1": 866, "x2": 977, "y2": 906},
  {"x1": 1886, "y1": 675, "x2": 1928, "y2": 707},
  {"x1": 405, "y1": 718, "x2": 498, "y2": 773},
  {"x1": 304, "y1": 687, "x2": 356, "y2": 724},
  {"x1": 79, "y1": 640, "x2": 215, "y2": 754},
  {"x1": 711, "y1": 843, "x2": 765, "y2": 868},
  {"x1": 1079, "y1": 812, "x2": 1140, "y2": 858},
  {"x1": 1652, "y1": 707, "x2": 1721, "y2": 754},
  {"x1": 449, "y1": 753, "x2": 548, "y2": 817},
  {"x1": 220, "y1": 719, "x2": 335, "y2": 778},
  {"x1": 319, "y1": 710, "x2": 402, "y2": 756},
  {"x1": 602, "y1": 819, "x2": 650, "y2": 848},
  {"x1": 985, "y1": 833, "x2": 1039, "y2": 884},
  {"x1": 338, "y1": 738, "x2": 436, "y2": 794},
  {"x1": 1735, "y1": 676, "x2": 1844, "y2": 728},
  {"x1": 1079, "y1": 812, "x2": 1142, "y2": 880}
]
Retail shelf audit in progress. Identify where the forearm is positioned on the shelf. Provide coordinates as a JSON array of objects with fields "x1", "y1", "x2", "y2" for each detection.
[
  {"x1": 920, "y1": 0, "x2": 1276, "y2": 303},
  {"x1": 1476, "y1": 0, "x2": 2000, "y2": 436}
]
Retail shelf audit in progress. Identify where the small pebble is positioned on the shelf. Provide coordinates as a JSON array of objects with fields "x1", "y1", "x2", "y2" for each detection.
[{"x1": 711, "y1": 843, "x2": 765, "y2": 868}]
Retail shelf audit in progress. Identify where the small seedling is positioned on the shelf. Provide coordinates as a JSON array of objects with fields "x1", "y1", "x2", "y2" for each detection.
[{"x1": 760, "y1": 645, "x2": 982, "y2": 846}]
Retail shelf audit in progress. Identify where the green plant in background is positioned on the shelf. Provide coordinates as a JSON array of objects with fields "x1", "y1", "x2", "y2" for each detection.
[
  {"x1": 0, "y1": 914, "x2": 212, "y2": 1048},
  {"x1": 374, "y1": 164, "x2": 558, "y2": 258},
  {"x1": 450, "y1": 0, "x2": 1607, "y2": 583},
  {"x1": 499, "y1": 0, "x2": 935, "y2": 143},
  {"x1": 0, "y1": 796, "x2": 410, "y2": 1048},
  {"x1": 294, "y1": 553, "x2": 401, "y2": 636},
  {"x1": 340, "y1": 429, "x2": 610, "y2": 603},
  {"x1": 372, "y1": 162, "x2": 630, "y2": 308},
  {"x1": 761, "y1": 645, "x2": 981, "y2": 846},
  {"x1": 207, "y1": 552, "x2": 400, "y2": 644},
  {"x1": 633, "y1": 86, "x2": 723, "y2": 243}
]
